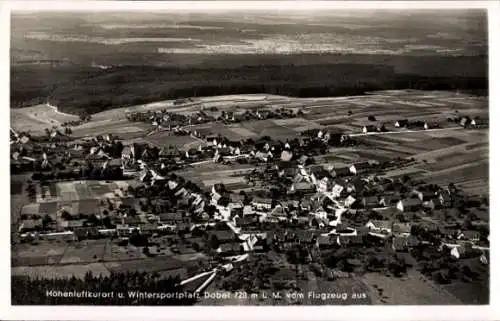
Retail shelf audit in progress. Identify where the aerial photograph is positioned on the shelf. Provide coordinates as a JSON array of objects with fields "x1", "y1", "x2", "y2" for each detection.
[{"x1": 10, "y1": 7, "x2": 489, "y2": 305}]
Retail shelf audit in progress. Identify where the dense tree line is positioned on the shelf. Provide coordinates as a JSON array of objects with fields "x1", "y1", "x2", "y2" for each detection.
[
  {"x1": 11, "y1": 63, "x2": 487, "y2": 114},
  {"x1": 12, "y1": 271, "x2": 196, "y2": 305}
]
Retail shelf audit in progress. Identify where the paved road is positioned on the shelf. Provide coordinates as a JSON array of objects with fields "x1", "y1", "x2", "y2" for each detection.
[{"x1": 348, "y1": 127, "x2": 463, "y2": 137}]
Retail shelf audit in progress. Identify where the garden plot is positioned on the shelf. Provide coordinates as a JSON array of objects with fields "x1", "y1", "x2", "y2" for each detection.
[
  {"x1": 59, "y1": 240, "x2": 107, "y2": 264},
  {"x1": 12, "y1": 263, "x2": 110, "y2": 279}
]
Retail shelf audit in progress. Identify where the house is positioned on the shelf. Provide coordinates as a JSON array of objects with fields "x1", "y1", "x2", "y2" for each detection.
[
  {"x1": 392, "y1": 222, "x2": 412, "y2": 236},
  {"x1": 350, "y1": 177, "x2": 367, "y2": 193},
  {"x1": 18, "y1": 219, "x2": 43, "y2": 233},
  {"x1": 424, "y1": 121, "x2": 440, "y2": 130},
  {"x1": 140, "y1": 223, "x2": 158, "y2": 235},
  {"x1": 392, "y1": 235, "x2": 419, "y2": 252},
  {"x1": 159, "y1": 213, "x2": 184, "y2": 225},
  {"x1": 281, "y1": 200, "x2": 299, "y2": 211},
  {"x1": 365, "y1": 220, "x2": 392, "y2": 234},
  {"x1": 450, "y1": 242, "x2": 476, "y2": 259},
  {"x1": 116, "y1": 224, "x2": 132, "y2": 237},
  {"x1": 295, "y1": 230, "x2": 317, "y2": 244},
  {"x1": 217, "y1": 243, "x2": 243, "y2": 256},
  {"x1": 316, "y1": 235, "x2": 337, "y2": 249},
  {"x1": 392, "y1": 236, "x2": 408, "y2": 252},
  {"x1": 59, "y1": 219, "x2": 85, "y2": 229},
  {"x1": 333, "y1": 167, "x2": 352, "y2": 177},
  {"x1": 396, "y1": 198, "x2": 421, "y2": 212},
  {"x1": 437, "y1": 192, "x2": 452, "y2": 207},
  {"x1": 480, "y1": 250, "x2": 489, "y2": 265},
  {"x1": 252, "y1": 197, "x2": 273, "y2": 211},
  {"x1": 310, "y1": 166, "x2": 331, "y2": 180},
  {"x1": 394, "y1": 119, "x2": 409, "y2": 128},
  {"x1": 418, "y1": 190, "x2": 436, "y2": 202},
  {"x1": 326, "y1": 269, "x2": 350, "y2": 280},
  {"x1": 293, "y1": 181, "x2": 316, "y2": 193},
  {"x1": 207, "y1": 230, "x2": 237, "y2": 244},
  {"x1": 121, "y1": 146, "x2": 134, "y2": 160},
  {"x1": 73, "y1": 227, "x2": 100, "y2": 240},
  {"x1": 384, "y1": 193, "x2": 402, "y2": 206},
  {"x1": 362, "y1": 125, "x2": 377, "y2": 134},
  {"x1": 352, "y1": 162, "x2": 372, "y2": 173},
  {"x1": 460, "y1": 116, "x2": 472, "y2": 128},
  {"x1": 421, "y1": 198, "x2": 435, "y2": 210},
  {"x1": 344, "y1": 195, "x2": 357, "y2": 208},
  {"x1": 457, "y1": 230, "x2": 481, "y2": 242},
  {"x1": 363, "y1": 196, "x2": 380, "y2": 209},
  {"x1": 338, "y1": 234, "x2": 364, "y2": 247},
  {"x1": 470, "y1": 118, "x2": 489, "y2": 128},
  {"x1": 124, "y1": 216, "x2": 143, "y2": 226}
]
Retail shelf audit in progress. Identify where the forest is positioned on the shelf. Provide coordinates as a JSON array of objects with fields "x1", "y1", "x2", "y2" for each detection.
[
  {"x1": 11, "y1": 59, "x2": 488, "y2": 115},
  {"x1": 11, "y1": 271, "x2": 197, "y2": 305}
]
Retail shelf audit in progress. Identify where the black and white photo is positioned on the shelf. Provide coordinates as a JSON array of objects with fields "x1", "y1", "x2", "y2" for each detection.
[{"x1": 6, "y1": 0, "x2": 494, "y2": 314}]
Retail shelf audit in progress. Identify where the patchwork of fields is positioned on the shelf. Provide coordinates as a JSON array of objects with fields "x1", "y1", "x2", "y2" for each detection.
[{"x1": 10, "y1": 90, "x2": 489, "y2": 290}]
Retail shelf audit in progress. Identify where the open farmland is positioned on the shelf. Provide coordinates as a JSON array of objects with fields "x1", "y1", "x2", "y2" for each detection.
[
  {"x1": 361, "y1": 270, "x2": 463, "y2": 305},
  {"x1": 11, "y1": 104, "x2": 79, "y2": 135},
  {"x1": 12, "y1": 242, "x2": 67, "y2": 267},
  {"x1": 175, "y1": 162, "x2": 254, "y2": 191},
  {"x1": 59, "y1": 240, "x2": 108, "y2": 264},
  {"x1": 144, "y1": 132, "x2": 200, "y2": 150},
  {"x1": 12, "y1": 263, "x2": 111, "y2": 279}
]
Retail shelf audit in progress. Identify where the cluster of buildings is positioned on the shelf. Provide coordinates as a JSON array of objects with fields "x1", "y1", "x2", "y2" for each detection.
[
  {"x1": 361, "y1": 114, "x2": 488, "y2": 134},
  {"x1": 126, "y1": 107, "x2": 299, "y2": 130}
]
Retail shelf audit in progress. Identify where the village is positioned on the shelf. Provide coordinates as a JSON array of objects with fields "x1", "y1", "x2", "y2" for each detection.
[{"x1": 10, "y1": 91, "x2": 489, "y2": 305}]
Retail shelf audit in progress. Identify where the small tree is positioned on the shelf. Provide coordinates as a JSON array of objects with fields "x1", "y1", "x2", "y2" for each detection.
[{"x1": 368, "y1": 115, "x2": 377, "y2": 121}]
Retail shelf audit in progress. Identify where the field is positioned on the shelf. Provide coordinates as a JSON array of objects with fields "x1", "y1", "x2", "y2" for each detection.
[
  {"x1": 175, "y1": 162, "x2": 255, "y2": 191},
  {"x1": 144, "y1": 133, "x2": 200, "y2": 150},
  {"x1": 34, "y1": 180, "x2": 133, "y2": 203},
  {"x1": 59, "y1": 240, "x2": 108, "y2": 264},
  {"x1": 12, "y1": 263, "x2": 111, "y2": 279},
  {"x1": 10, "y1": 104, "x2": 80, "y2": 134},
  {"x1": 11, "y1": 238, "x2": 205, "y2": 281},
  {"x1": 361, "y1": 270, "x2": 463, "y2": 305},
  {"x1": 14, "y1": 90, "x2": 482, "y2": 196}
]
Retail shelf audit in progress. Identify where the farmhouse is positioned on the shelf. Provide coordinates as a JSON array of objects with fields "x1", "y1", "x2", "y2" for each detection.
[
  {"x1": 392, "y1": 222, "x2": 412, "y2": 236},
  {"x1": 344, "y1": 195, "x2": 357, "y2": 208},
  {"x1": 18, "y1": 218, "x2": 43, "y2": 233},
  {"x1": 365, "y1": 220, "x2": 392, "y2": 234},
  {"x1": 252, "y1": 197, "x2": 273, "y2": 211},
  {"x1": 338, "y1": 234, "x2": 364, "y2": 247},
  {"x1": 394, "y1": 119, "x2": 409, "y2": 128},
  {"x1": 332, "y1": 167, "x2": 352, "y2": 177},
  {"x1": 382, "y1": 193, "x2": 402, "y2": 206},
  {"x1": 362, "y1": 196, "x2": 380, "y2": 209},
  {"x1": 471, "y1": 118, "x2": 489, "y2": 128},
  {"x1": 450, "y1": 242, "x2": 476, "y2": 259},
  {"x1": 437, "y1": 192, "x2": 452, "y2": 207},
  {"x1": 217, "y1": 243, "x2": 243, "y2": 256},
  {"x1": 396, "y1": 198, "x2": 422, "y2": 212},
  {"x1": 316, "y1": 235, "x2": 337, "y2": 249},
  {"x1": 59, "y1": 219, "x2": 85, "y2": 229},
  {"x1": 362, "y1": 125, "x2": 377, "y2": 134},
  {"x1": 293, "y1": 181, "x2": 316, "y2": 193},
  {"x1": 207, "y1": 230, "x2": 238, "y2": 244},
  {"x1": 158, "y1": 212, "x2": 184, "y2": 225},
  {"x1": 392, "y1": 235, "x2": 419, "y2": 252},
  {"x1": 460, "y1": 116, "x2": 472, "y2": 128},
  {"x1": 457, "y1": 230, "x2": 481, "y2": 242},
  {"x1": 423, "y1": 121, "x2": 440, "y2": 130}
]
